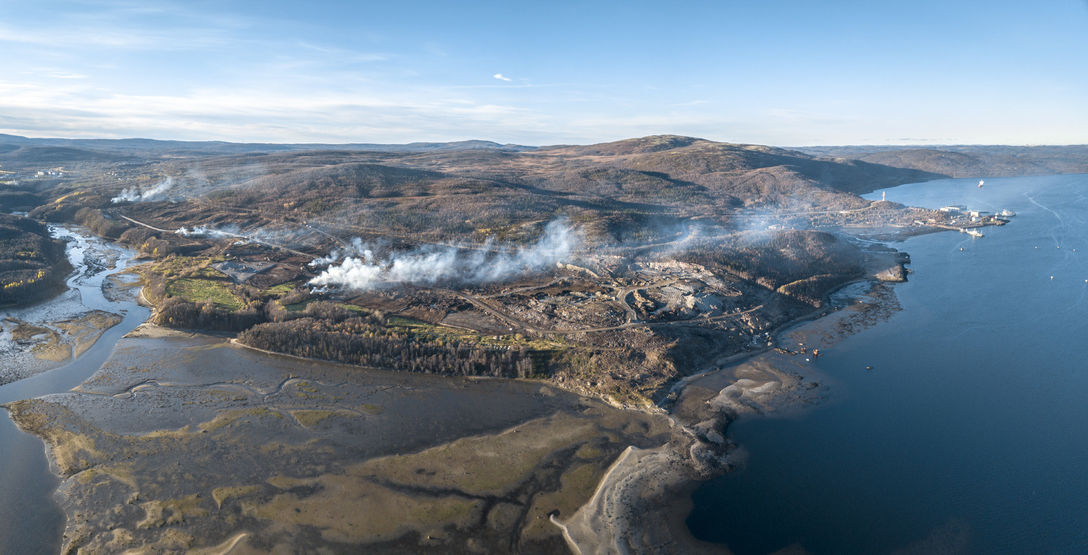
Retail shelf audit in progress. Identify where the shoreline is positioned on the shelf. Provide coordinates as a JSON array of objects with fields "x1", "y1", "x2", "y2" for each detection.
[
  {"x1": 554, "y1": 444, "x2": 730, "y2": 555},
  {"x1": 0, "y1": 225, "x2": 136, "y2": 386},
  {"x1": 556, "y1": 255, "x2": 910, "y2": 554},
  {"x1": 658, "y1": 245, "x2": 907, "y2": 405},
  {"x1": 3, "y1": 228, "x2": 913, "y2": 554},
  {"x1": 3, "y1": 325, "x2": 685, "y2": 554}
]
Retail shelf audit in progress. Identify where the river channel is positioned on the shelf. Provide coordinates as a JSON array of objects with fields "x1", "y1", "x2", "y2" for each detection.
[
  {"x1": 0, "y1": 227, "x2": 148, "y2": 555},
  {"x1": 0, "y1": 223, "x2": 681, "y2": 554}
]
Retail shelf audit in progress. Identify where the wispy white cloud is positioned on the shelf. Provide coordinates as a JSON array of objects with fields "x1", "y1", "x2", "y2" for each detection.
[
  {"x1": 296, "y1": 41, "x2": 389, "y2": 63},
  {"x1": 20, "y1": 68, "x2": 90, "y2": 80},
  {"x1": 0, "y1": 3, "x2": 1082, "y2": 146},
  {"x1": 46, "y1": 72, "x2": 90, "y2": 79},
  {"x1": 1, "y1": 73, "x2": 1084, "y2": 146},
  {"x1": 0, "y1": 79, "x2": 556, "y2": 143},
  {"x1": 0, "y1": 21, "x2": 233, "y2": 51}
]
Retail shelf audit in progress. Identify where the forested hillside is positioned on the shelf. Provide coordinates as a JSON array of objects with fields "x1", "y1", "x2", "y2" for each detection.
[{"x1": 0, "y1": 214, "x2": 70, "y2": 305}]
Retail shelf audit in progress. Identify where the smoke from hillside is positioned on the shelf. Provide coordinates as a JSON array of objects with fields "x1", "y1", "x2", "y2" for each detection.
[
  {"x1": 175, "y1": 224, "x2": 318, "y2": 249},
  {"x1": 309, "y1": 220, "x2": 580, "y2": 290},
  {"x1": 175, "y1": 224, "x2": 244, "y2": 239},
  {"x1": 111, "y1": 177, "x2": 174, "y2": 203},
  {"x1": 307, "y1": 237, "x2": 373, "y2": 268}
]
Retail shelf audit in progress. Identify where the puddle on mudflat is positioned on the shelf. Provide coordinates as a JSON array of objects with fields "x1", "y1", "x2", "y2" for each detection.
[{"x1": 8, "y1": 330, "x2": 680, "y2": 554}]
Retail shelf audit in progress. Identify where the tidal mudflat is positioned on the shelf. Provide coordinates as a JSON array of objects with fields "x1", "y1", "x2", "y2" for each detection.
[
  {"x1": 6, "y1": 327, "x2": 684, "y2": 554},
  {"x1": 0, "y1": 223, "x2": 912, "y2": 555},
  {"x1": 0, "y1": 227, "x2": 130, "y2": 385}
]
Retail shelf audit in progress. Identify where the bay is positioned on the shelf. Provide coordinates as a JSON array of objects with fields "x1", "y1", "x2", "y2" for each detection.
[{"x1": 687, "y1": 174, "x2": 1088, "y2": 554}]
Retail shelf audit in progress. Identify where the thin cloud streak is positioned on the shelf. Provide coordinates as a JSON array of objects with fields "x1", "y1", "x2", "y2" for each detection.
[
  {"x1": 296, "y1": 41, "x2": 390, "y2": 63},
  {"x1": 0, "y1": 1, "x2": 1085, "y2": 146},
  {"x1": 0, "y1": 80, "x2": 555, "y2": 143},
  {"x1": 1, "y1": 79, "x2": 1084, "y2": 146},
  {"x1": 0, "y1": 22, "x2": 233, "y2": 51}
]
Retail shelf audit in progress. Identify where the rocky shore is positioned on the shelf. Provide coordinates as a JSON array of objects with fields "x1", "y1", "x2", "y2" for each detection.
[
  {"x1": 0, "y1": 219, "x2": 913, "y2": 554},
  {"x1": 556, "y1": 273, "x2": 905, "y2": 555},
  {"x1": 1, "y1": 264, "x2": 907, "y2": 555}
]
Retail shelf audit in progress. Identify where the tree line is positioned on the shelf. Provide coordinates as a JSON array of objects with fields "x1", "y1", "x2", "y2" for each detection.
[
  {"x1": 238, "y1": 316, "x2": 534, "y2": 378},
  {"x1": 0, "y1": 214, "x2": 71, "y2": 306}
]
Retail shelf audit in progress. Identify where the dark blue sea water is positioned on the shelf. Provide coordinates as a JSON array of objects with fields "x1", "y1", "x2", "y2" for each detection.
[{"x1": 687, "y1": 174, "x2": 1088, "y2": 554}]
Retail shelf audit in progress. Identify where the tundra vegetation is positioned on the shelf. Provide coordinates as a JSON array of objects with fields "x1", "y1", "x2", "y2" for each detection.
[
  {"x1": 0, "y1": 134, "x2": 1013, "y2": 403},
  {"x1": 2, "y1": 134, "x2": 1078, "y2": 553}
]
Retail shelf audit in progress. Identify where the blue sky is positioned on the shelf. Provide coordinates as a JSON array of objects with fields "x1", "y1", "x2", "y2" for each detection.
[{"x1": 1, "y1": 0, "x2": 1086, "y2": 145}]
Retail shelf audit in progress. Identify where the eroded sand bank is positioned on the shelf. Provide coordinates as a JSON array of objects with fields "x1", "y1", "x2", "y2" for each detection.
[
  {"x1": 4, "y1": 330, "x2": 693, "y2": 554},
  {"x1": 0, "y1": 226, "x2": 136, "y2": 385},
  {"x1": 557, "y1": 280, "x2": 902, "y2": 555},
  {"x1": 2, "y1": 233, "x2": 908, "y2": 554}
]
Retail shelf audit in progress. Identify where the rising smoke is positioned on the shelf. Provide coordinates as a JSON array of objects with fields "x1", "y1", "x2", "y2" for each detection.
[
  {"x1": 307, "y1": 237, "x2": 372, "y2": 268},
  {"x1": 175, "y1": 224, "x2": 245, "y2": 239},
  {"x1": 111, "y1": 177, "x2": 174, "y2": 203},
  {"x1": 309, "y1": 219, "x2": 581, "y2": 291},
  {"x1": 175, "y1": 224, "x2": 317, "y2": 248}
]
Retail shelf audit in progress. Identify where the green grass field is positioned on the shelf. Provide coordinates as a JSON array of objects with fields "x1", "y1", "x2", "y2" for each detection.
[{"x1": 166, "y1": 278, "x2": 244, "y2": 310}]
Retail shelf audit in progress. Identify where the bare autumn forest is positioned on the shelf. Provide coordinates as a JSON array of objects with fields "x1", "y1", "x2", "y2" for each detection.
[{"x1": 0, "y1": 134, "x2": 1071, "y2": 402}]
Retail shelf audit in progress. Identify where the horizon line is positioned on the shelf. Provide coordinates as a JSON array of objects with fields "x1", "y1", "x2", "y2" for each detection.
[{"x1": 1, "y1": 131, "x2": 1085, "y2": 149}]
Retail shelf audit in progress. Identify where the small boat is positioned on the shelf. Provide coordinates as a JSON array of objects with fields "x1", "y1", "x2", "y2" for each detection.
[{"x1": 978, "y1": 180, "x2": 985, "y2": 188}]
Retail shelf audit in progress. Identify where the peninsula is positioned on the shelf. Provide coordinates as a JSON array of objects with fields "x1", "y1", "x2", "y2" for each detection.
[{"x1": 0, "y1": 135, "x2": 1065, "y2": 554}]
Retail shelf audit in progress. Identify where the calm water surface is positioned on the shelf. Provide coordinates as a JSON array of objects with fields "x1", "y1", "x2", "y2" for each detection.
[
  {"x1": 0, "y1": 228, "x2": 148, "y2": 555},
  {"x1": 687, "y1": 174, "x2": 1088, "y2": 554}
]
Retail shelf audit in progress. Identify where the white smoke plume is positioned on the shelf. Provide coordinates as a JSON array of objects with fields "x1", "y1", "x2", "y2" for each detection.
[
  {"x1": 175, "y1": 224, "x2": 246, "y2": 239},
  {"x1": 308, "y1": 237, "x2": 380, "y2": 268},
  {"x1": 111, "y1": 177, "x2": 174, "y2": 203},
  {"x1": 308, "y1": 250, "x2": 343, "y2": 267},
  {"x1": 175, "y1": 224, "x2": 316, "y2": 244},
  {"x1": 310, "y1": 219, "x2": 581, "y2": 291}
]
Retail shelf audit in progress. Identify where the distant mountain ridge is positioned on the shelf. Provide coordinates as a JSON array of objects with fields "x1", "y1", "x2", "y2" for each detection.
[
  {"x1": 795, "y1": 144, "x2": 1088, "y2": 178},
  {"x1": 0, "y1": 133, "x2": 535, "y2": 155},
  {"x1": 3, "y1": 132, "x2": 1087, "y2": 188},
  {"x1": 69, "y1": 134, "x2": 942, "y2": 217},
  {"x1": 0, "y1": 145, "x2": 134, "y2": 164}
]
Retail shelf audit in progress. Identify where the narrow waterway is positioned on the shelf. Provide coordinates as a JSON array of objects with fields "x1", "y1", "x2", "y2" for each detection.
[{"x1": 0, "y1": 227, "x2": 148, "y2": 555}]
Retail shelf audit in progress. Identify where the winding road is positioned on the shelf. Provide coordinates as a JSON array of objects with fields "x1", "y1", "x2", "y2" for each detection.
[{"x1": 119, "y1": 215, "x2": 317, "y2": 260}]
